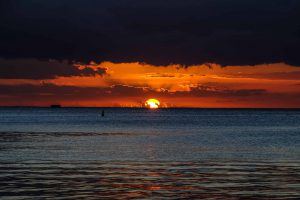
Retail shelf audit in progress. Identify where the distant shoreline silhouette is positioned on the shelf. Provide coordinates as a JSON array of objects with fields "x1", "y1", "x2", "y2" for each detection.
[{"x1": 50, "y1": 104, "x2": 61, "y2": 108}]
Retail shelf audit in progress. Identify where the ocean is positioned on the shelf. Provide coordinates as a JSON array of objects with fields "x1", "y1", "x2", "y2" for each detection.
[{"x1": 0, "y1": 108, "x2": 299, "y2": 199}]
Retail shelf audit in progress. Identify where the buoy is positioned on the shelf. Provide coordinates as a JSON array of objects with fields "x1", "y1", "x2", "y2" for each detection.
[{"x1": 101, "y1": 110, "x2": 105, "y2": 117}]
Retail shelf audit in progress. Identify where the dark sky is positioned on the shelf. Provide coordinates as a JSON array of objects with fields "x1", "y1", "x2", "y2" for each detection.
[{"x1": 1, "y1": 0, "x2": 300, "y2": 66}]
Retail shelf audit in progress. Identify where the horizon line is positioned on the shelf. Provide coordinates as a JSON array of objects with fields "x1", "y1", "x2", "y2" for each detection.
[{"x1": 1, "y1": 106, "x2": 300, "y2": 110}]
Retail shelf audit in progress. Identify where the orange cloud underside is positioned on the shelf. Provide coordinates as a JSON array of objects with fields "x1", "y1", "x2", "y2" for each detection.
[
  {"x1": 53, "y1": 62, "x2": 300, "y2": 91},
  {"x1": 1, "y1": 62, "x2": 300, "y2": 107}
]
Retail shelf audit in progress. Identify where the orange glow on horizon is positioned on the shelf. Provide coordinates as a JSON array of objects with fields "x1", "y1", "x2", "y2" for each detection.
[{"x1": 0, "y1": 60, "x2": 300, "y2": 108}]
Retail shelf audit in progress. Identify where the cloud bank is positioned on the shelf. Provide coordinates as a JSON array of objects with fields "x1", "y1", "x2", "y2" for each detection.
[
  {"x1": 1, "y1": 0, "x2": 300, "y2": 66},
  {"x1": 0, "y1": 58, "x2": 106, "y2": 79}
]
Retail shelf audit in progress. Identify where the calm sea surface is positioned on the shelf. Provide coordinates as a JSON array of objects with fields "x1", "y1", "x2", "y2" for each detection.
[{"x1": 0, "y1": 108, "x2": 299, "y2": 199}]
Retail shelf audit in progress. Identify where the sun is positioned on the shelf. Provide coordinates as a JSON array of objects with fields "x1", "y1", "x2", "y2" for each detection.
[{"x1": 145, "y1": 99, "x2": 160, "y2": 109}]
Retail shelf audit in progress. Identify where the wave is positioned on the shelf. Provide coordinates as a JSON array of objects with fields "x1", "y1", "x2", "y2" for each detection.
[{"x1": 0, "y1": 160, "x2": 299, "y2": 199}]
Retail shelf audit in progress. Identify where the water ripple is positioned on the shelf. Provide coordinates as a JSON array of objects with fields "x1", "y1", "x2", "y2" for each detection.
[{"x1": 1, "y1": 161, "x2": 299, "y2": 199}]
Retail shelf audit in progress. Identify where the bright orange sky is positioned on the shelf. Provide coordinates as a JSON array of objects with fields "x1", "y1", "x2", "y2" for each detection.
[{"x1": 1, "y1": 60, "x2": 300, "y2": 108}]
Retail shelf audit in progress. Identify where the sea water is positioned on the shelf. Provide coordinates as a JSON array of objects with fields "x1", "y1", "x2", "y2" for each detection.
[{"x1": 0, "y1": 108, "x2": 299, "y2": 199}]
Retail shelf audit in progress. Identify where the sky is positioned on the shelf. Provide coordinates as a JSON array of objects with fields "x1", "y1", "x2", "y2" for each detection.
[{"x1": 0, "y1": 0, "x2": 300, "y2": 107}]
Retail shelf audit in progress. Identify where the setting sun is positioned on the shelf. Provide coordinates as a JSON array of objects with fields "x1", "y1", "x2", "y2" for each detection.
[{"x1": 145, "y1": 99, "x2": 160, "y2": 109}]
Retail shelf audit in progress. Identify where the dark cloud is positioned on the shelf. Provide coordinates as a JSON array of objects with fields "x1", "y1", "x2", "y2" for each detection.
[
  {"x1": 0, "y1": 83, "x2": 267, "y2": 100},
  {"x1": 224, "y1": 71, "x2": 300, "y2": 80},
  {"x1": 0, "y1": 58, "x2": 106, "y2": 79},
  {"x1": 1, "y1": 83, "x2": 300, "y2": 107},
  {"x1": 170, "y1": 85, "x2": 267, "y2": 97},
  {"x1": 1, "y1": 0, "x2": 300, "y2": 66},
  {"x1": 0, "y1": 84, "x2": 150, "y2": 106}
]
